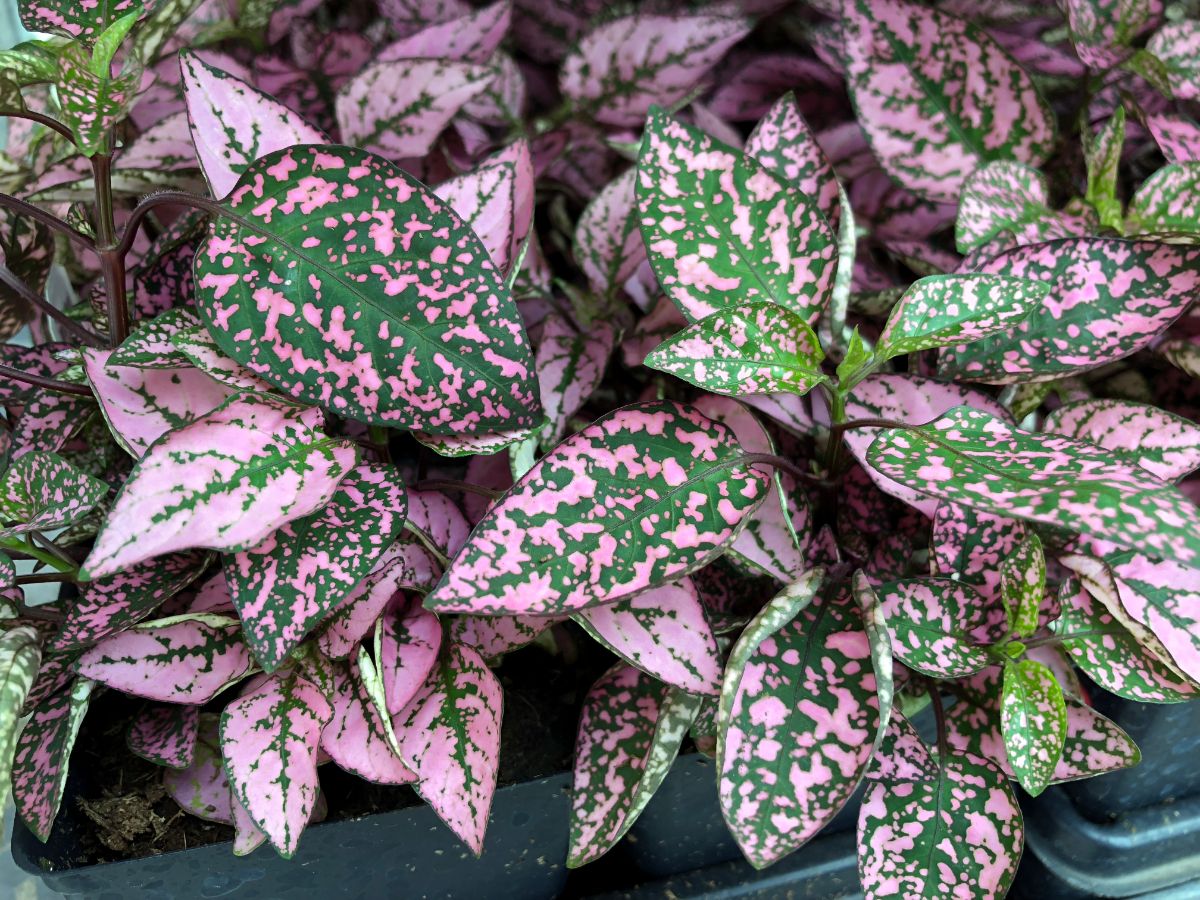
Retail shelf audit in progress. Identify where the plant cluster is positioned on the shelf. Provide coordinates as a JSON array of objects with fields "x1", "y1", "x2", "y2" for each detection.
[{"x1": 0, "y1": 0, "x2": 1199, "y2": 897}]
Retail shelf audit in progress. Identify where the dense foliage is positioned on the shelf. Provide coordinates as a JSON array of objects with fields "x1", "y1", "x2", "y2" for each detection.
[{"x1": 1, "y1": 0, "x2": 1199, "y2": 897}]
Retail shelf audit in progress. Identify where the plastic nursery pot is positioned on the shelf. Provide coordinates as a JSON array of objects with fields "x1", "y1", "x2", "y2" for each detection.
[{"x1": 12, "y1": 770, "x2": 574, "y2": 900}]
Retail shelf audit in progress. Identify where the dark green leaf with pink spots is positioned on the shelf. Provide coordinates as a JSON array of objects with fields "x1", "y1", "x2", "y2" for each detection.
[
  {"x1": 1001, "y1": 534, "x2": 1045, "y2": 637},
  {"x1": 1001, "y1": 658, "x2": 1067, "y2": 796},
  {"x1": 874, "y1": 578, "x2": 996, "y2": 677},
  {"x1": 0, "y1": 451, "x2": 107, "y2": 538}
]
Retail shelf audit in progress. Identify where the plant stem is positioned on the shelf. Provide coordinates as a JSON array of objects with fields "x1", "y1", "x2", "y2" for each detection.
[
  {"x1": 928, "y1": 682, "x2": 950, "y2": 761},
  {"x1": 5, "y1": 108, "x2": 76, "y2": 143},
  {"x1": 0, "y1": 264, "x2": 105, "y2": 347},
  {"x1": 92, "y1": 152, "x2": 129, "y2": 346},
  {"x1": 117, "y1": 190, "x2": 225, "y2": 258},
  {"x1": 827, "y1": 417, "x2": 911, "y2": 440},
  {"x1": 16, "y1": 571, "x2": 76, "y2": 585},
  {"x1": 0, "y1": 191, "x2": 95, "y2": 250},
  {"x1": 0, "y1": 536, "x2": 78, "y2": 575},
  {"x1": 0, "y1": 363, "x2": 92, "y2": 396}
]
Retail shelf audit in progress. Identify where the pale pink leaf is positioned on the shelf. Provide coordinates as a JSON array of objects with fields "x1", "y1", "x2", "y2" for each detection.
[
  {"x1": 129, "y1": 703, "x2": 200, "y2": 769},
  {"x1": 378, "y1": 0, "x2": 510, "y2": 64},
  {"x1": 434, "y1": 161, "x2": 516, "y2": 270},
  {"x1": 377, "y1": 594, "x2": 442, "y2": 716},
  {"x1": 320, "y1": 654, "x2": 416, "y2": 785}
]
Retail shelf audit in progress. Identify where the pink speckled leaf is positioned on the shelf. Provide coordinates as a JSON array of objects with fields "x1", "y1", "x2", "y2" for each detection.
[
  {"x1": 0, "y1": 451, "x2": 107, "y2": 538},
  {"x1": 1067, "y1": 0, "x2": 1162, "y2": 69},
  {"x1": 335, "y1": 59, "x2": 492, "y2": 160},
  {"x1": 1147, "y1": 20, "x2": 1200, "y2": 99},
  {"x1": 857, "y1": 751, "x2": 1022, "y2": 900},
  {"x1": 449, "y1": 614, "x2": 557, "y2": 660},
  {"x1": 876, "y1": 274, "x2": 1047, "y2": 360},
  {"x1": 535, "y1": 315, "x2": 615, "y2": 449},
  {"x1": 393, "y1": 641, "x2": 502, "y2": 855},
  {"x1": 0, "y1": 343, "x2": 70, "y2": 404},
  {"x1": 9, "y1": 391, "x2": 91, "y2": 460},
  {"x1": 745, "y1": 92, "x2": 839, "y2": 227},
  {"x1": 11, "y1": 678, "x2": 94, "y2": 841},
  {"x1": 931, "y1": 503, "x2": 1027, "y2": 603},
  {"x1": 221, "y1": 663, "x2": 333, "y2": 858},
  {"x1": 1043, "y1": 399, "x2": 1200, "y2": 482},
  {"x1": 576, "y1": 577, "x2": 721, "y2": 696},
  {"x1": 77, "y1": 614, "x2": 254, "y2": 703},
  {"x1": 574, "y1": 169, "x2": 647, "y2": 304},
  {"x1": 718, "y1": 580, "x2": 880, "y2": 869},
  {"x1": 708, "y1": 54, "x2": 841, "y2": 124},
  {"x1": 19, "y1": 0, "x2": 146, "y2": 41},
  {"x1": 1001, "y1": 658, "x2": 1067, "y2": 796},
  {"x1": 1128, "y1": 162, "x2": 1200, "y2": 236},
  {"x1": 637, "y1": 110, "x2": 837, "y2": 327},
  {"x1": 1053, "y1": 577, "x2": 1199, "y2": 703},
  {"x1": 180, "y1": 52, "x2": 328, "y2": 199},
  {"x1": 941, "y1": 239, "x2": 1200, "y2": 384},
  {"x1": 560, "y1": 14, "x2": 750, "y2": 128},
  {"x1": 128, "y1": 703, "x2": 199, "y2": 769},
  {"x1": 1001, "y1": 534, "x2": 1045, "y2": 638},
  {"x1": 406, "y1": 489, "x2": 471, "y2": 559},
  {"x1": 82, "y1": 349, "x2": 232, "y2": 457},
  {"x1": 1145, "y1": 112, "x2": 1200, "y2": 163},
  {"x1": 412, "y1": 424, "x2": 541, "y2": 459},
  {"x1": 379, "y1": 0, "x2": 509, "y2": 64},
  {"x1": 170, "y1": 326, "x2": 276, "y2": 394},
  {"x1": 318, "y1": 540, "x2": 441, "y2": 658},
  {"x1": 379, "y1": 0, "x2": 467, "y2": 36},
  {"x1": 866, "y1": 406, "x2": 1200, "y2": 567},
  {"x1": 320, "y1": 654, "x2": 415, "y2": 785},
  {"x1": 865, "y1": 712, "x2": 938, "y2": 783},
  {"x1": 81, "y1": 393, "x2": 358, "y2": 580},
  {"x1": 1102, "y1": 550, "x2": 1200, "y2": 684},
  {"x1": 52, "y1": 549, "x2": 210, "y2": 650},
  {"x1": 424, "y1": 400, "x2": 771, "y2": 616},
  {"x1": 55, "y1": 40, "x2": 142, "y2": 157},
  {"x1": 567, "y1": 664, "x2": 700, "y2": 867},
  {"x1": 842, "y1": 0, "x2": 1055, "y2": 203},
  {"x1": 874, "y1": 578, "x2": 995, "y2": 677},
  {"x1": 646, "y1": 302, "x2": 828, "y2": 398},
  {"x1": 110, "y1": 309, "x2": 202, "y2": 368},
  {"x1": 377, "y1": 593, "x2": 442, "y2": 715},
  {"x1": 193, "y1": 145, "x2": 541, "y2": 433},
  {"x1": 223, "y1": 461, "x2": 408, "y2": 671},
  {"x1": 163, "y1": 714, "x2": 234, "y2": 824},
  {"x1": 434, "y1": 160, "x2": 516, "y2": 271}
]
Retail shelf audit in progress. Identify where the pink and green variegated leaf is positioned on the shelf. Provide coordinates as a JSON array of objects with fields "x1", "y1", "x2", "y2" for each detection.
[
  {"x1": 1000, "y1": 658, "x2": 1067, "y2": 796},
  {"x1": 11, "y1": 678, "x2": 94, "y2": 841},
  {"x1": 637, "y1": 111, "x2": 837, "y2": 327},
  {"x1": 393, "y1": 641, "x2": 502, "y2": 855},
  {"x1": 646, "y1": 303, "x2": 828, "y2": 398},
  {"x1": 52, "y1": 549, "x2": 210, "y2": 650},
  {"x1": 320, "y1": 654, "x2": 415, "y2": 785},
  {"x1": 1053, "y1": 577, "x2": 1199, "y2": 703},
  {"x1": 1001, "y1": 534, "x2": 1045, "y2": 637},
  {"x1": 19, "y1": 0, "x2": 144, "y2": 40},
  {"x1": 378, "y1": 0, "x2": 468, "y2": 38},
  {"x1": 193, "y1": 145, "x2": 541, "y2": 434},
  {"x1": 0, "y1": 451, "x2": 107, "y2": 538},
  {"x1": 844, "y1": 373, "x2": 1011, "y2": 518},
  {"x1": 180, "y1": 52, "x2": 328, "y2": 199},
  {"x1": 318, "y1": 541, "x2": 441, "y2": 658},
  {"x1": 841, "y1": 0, "x2": 1055, "y2": 204},
  {"x1": 223, "y1": 461, "x2": 408, "y2": 672},
  {"x1": 9, "y1": 391, "x2": 91, "y2": 459},
  {"x1": 1065, "y1": 0, "x2": 1161, "y2": 68},
  {"x1": 232, "y1": 792, "x2": 268, "y2": 856},
  {"x1": 81, "y1": 394, "x2": 359, "y2": 580},
  {"x1": 1146, "y1": 19, "x2": 1199, "y2": 98},
  {"x1": 931, "y1": 504, "x2": 1028, "y2": 605},
  {"x1": 865, "y1": 713, "x2": 939, "y2": 783},
  {"x1": 575, "y1": 577, "x2": 722, "y2": 696},
  {"x1": 0, "y1": 343, "x2": 70, "y2": 404},
  {"x1": 857, "y1": 751, "x2": 1023, "y2": 900},
  {"x1": 1101, "y1": 550, "x2": 1200, "y2": 684},
  {"x1": 412, "y1": 424, "x2": 541, "y2": 459},
  {"x1": 181, "y1": 572, "x2": 238, "y2": 615},
  {"x1": 1146, "y1": 112, "x2": 1200, "y2": 163},
  {"x1": 221, "y1": 663, "x2": 333, "y2": 858},
  {"x1": 163, "y1": 714, "x2": 235, "y2": 825},
  {"x1": 110, "y1": 308, "x2": 203, "y2": 368},
  {"x1": 433, "y1": 160, "x2": 516, "y2": 271},
  {"x1": 1085, "y1": 109, "x2": 1125, "y2": 227},
  {"x1": 1161, "y1": 337, "x2": 1200, "y2": 379},
  {"x1": 377, "y1": 593, "x2": 441, "y2": 716},
  {"x1": 55, "y1": 42, "x2": 141, "y2": 157},
  {"x1": 574, "y1": 169, "x2": 647, "y2": 303},
  {"x1": 941, "y1": 239, "x2": 1200, "y2": 384},
  {"x1": 719, "y1": 581, "x2": 880, "y2": 869},
  {"x1": 1128, "y1": 162, "x2": 1200, "y2": 236},
  {"x1": 867, "y1": 406, "x2": 1200, "y2": 567},
  {"x1": 449, "y1": 614, "x2": 558, "y2": 661},
  {"x1": 852, "y1": 572, "x2": 896, "y2": 749},
  {"x1": 334, "y1": 59, "x2": 493, "y2": 160},
  {"x1": 1043, "y1": 400, "x2": 1200, "y2": 482},
  {"x1": 567, "y1": 665, "x2": 700, "y2": 867},
  {"x1": 692, "y1": 395, "x2": 807, "y2": 583},
  {"x1": 535, "y1": 315, "x2": 616, "y2": 449},
  {"x1": 128, "y1": 703, "x2": 200, "y2": 769},
  {"x1": 20, "y1": 649, "x2": 79, "y2": 717},
  {"x1": 875, "y1": 578, "x2": 995, "y2": 677},
  {"x1": 876, "y1": 274, "x2": 1047, "y2": 360},
  {"x1": 77, "y1": 614, "x2": 254, "y2": 703},
  {"x1": 424, "y1": 400, "x2": 771, "y2": 616},
  {"x1": 744, "y1": 92, "x2": 839, "y2": 227},
  {"x1": 560, "y1": 14, "x2": 750, "y2": 128},
  {"x1": 82, "y1": 349, "x2": 232, "y2": 457},
  {"x1": 379, "y1": 0, "x2": 509, "y2": 64},
  {"x1": 169, "y1": 326, "x2": 275, "y2": 394},
  {"x1": 406, "y1": 489, "x2": 471, "y2": 559},
  {"x1": 0, "y1": 626, "x2": 40, "y2": 809}
]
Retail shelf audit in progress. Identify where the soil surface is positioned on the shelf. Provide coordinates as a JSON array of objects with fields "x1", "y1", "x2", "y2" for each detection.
[{"x1": 44, "y1": 624, "x2": 613, "y2": 868}]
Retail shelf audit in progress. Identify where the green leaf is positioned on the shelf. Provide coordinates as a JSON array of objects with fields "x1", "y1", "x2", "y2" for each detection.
[
  {"x1": 193, "y1": 144, "x2": 541, "y2": 434},
  {"x1": 876, "y1": 274, "x2": 1047, "y2": 360},
  {"x1": 1121, "y1": 48, "x2": 1174, "y2": 97},
  {"x1": 55, "y1": 42, "x2": 141, "y2": 156},
  {"x1": 835, "y1": 327, "x2": 872, "y2": 386},
  {"x1": 0, "y1": 39, "x2": 70, "y2": 86},
  {"x1": 1085, "y1": 107, "x2": 1125, "y2": 230},
  {"x1": 645, "y1": 303, "x2": 828, "y2": 397},
  {"x1": 128, "y1": 0, "x2": 207, "y2": 65},
  {"x1": 0, "y1": 625, "x2": 41, "y2": 828},
  {"x1": 88, "y1": 6, "x2": 142, "y2": 78},
  {"x1": 1128, "y1": 162, "x2": 1200, "y2": 237},
  {"x1": 1001, "y1": 658, "x2": 1067, "y2": 796},
  {"x1": 1001, "y1": 534, "x2": 1045, "y2": 637}
]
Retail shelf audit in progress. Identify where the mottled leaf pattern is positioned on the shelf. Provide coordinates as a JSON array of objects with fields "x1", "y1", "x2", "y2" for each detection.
[
  {"x1": 637, "y1": 111, "x2": 837, "y2": 327},
  {"x1": 574, "y1": 169, "x2": 647, "y2": 303},
  {"x1": 193, "y1": 145, "x2": 541, "y2": 433},
  {"x1": 320, "y1": 655, "x2": 415, "y2": 784},
  {"x1": 1128, "y1": 162, "x2": 1200, "y2": 236},
  {"x1": 110, "y1": 309, "x2": 202, "y2": 368},
  {"x1": 875, "y1": 578, "x2": 994, "y2": 677},
  {"x1": 1001, "y1": 534, "x2": 1045, "y2": 637},
  {"x1": 931, "y1": 502, "x2": 1027, "y2": 603},
  {"x1": 0, "y1": 451, "x2": 107, "y2": 538},
  {"x1": 378, "y1": 593, "x2": 442, "y2": 715},
  {"x1": 0, "y1": 626, "x2": 40, "y2": 812},
  {"x1": 1145, "y1": 112, "x2": 1200, "y2": 164},
  {"x1": 535, "y1": 315, "x2": 615, "y2": 449},
  {"x1": 1001, "y1": 658, "x2": 1067, "y2": 796},
  {"x1": 1147, "y1": 19, "x2": 1200, "y2": 99},
  {"x1": 955, "y1": 161, "x2": 1078, "y2": 253},
  {"x1": 128, "y1": 703, "x2": 200, "y2": 769},
  {"x1": 163, "y1": 715, "x2": 235, "y2": 825},
  {"x1": 745, "y1": 92, "x2": 839, "y2": 227},
  {"x1": 82, "y1": 394, "x2": 359, "y2": 579},
  {"x1": 424, "y1": 401, "x2": 770, "y2": 615},
  {"x1": 434, "y1": 160, "x2": 516, "y2": 271},
  {"x1": 1043, "y1": 399, "x2": 1200, "y2": 481},
  {"x1": 20, "y1": 0, "x2": 144, "y2": 40}
]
